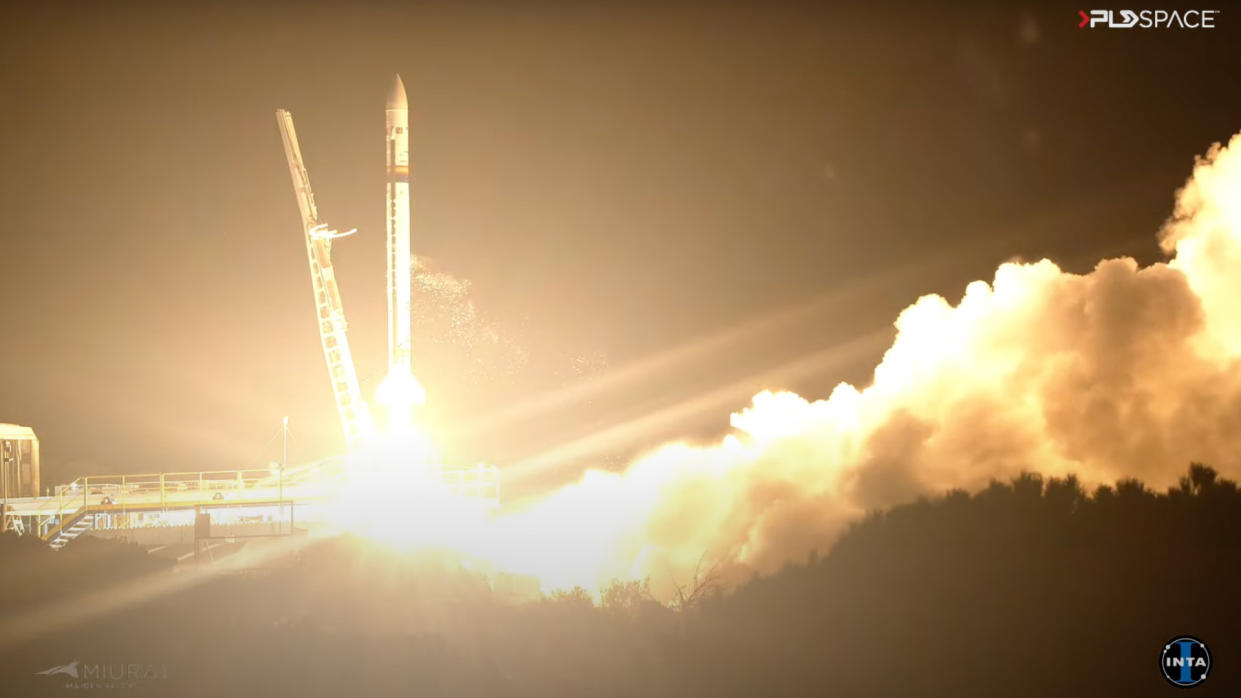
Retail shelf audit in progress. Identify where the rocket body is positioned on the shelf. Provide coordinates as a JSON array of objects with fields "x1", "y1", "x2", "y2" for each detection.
[
  {"x1": 385, "y1": 75, "x2": 412, "y2": 375},
  {"x1": 376, "y1": 74, "x2": 423, "y2": 427}
]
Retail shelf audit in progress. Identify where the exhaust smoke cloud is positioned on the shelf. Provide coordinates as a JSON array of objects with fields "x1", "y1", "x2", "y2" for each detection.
[{"x1": 450, "y1": 133, "x2": 1241, "y2": 598}]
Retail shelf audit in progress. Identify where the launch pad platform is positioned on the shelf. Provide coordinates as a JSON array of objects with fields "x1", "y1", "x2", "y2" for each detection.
[{"x1": 0, "y1": 458, "x2": 499, "y2": 550}]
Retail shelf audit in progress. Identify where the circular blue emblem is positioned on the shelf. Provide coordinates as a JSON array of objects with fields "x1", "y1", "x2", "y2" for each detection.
[{"x1": 1161, "y1": 636, "x2": 1210, "y2": 687}]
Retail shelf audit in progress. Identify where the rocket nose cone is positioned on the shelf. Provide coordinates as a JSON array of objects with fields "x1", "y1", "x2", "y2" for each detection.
[{"x1": 387, "y1": 74, "x2": 408, "y2": 111}]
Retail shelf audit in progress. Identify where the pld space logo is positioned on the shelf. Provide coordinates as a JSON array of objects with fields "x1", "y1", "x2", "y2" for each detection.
[
  {"x1": 1160, "y1": 636, "x2": 1211, "y2": 688},
  {"x1": 1078, "y1": 9, "x2": 1220, "y2": 29}
]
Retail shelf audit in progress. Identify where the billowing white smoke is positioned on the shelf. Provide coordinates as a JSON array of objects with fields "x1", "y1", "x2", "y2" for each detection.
[{"x1": 473, "y1": 133, "x2": 1241, "y2": 598}]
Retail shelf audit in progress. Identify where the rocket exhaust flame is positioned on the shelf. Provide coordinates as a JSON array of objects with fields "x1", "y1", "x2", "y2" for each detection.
[{"x1": 375, "y1": 367, "x2": 427, "y2": 434}]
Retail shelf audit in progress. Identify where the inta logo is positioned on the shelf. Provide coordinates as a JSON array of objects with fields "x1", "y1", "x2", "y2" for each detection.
[
  {"x1": 1160, "y1": 636, "x2": 1211, "y2": 688},
  {"x1": 1078, "y1": 9, "x2": 1220, "y2": 29}
]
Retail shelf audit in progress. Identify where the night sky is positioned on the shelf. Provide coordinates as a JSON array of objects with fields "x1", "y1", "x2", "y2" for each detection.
[{"x1": 1, "y1": 2, "x2": 1238, "y2": 496}]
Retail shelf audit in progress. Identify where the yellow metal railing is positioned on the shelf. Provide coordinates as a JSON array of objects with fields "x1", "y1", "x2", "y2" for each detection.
[
  {"x1": 34, "y1": 458, "x2": 500, "y2": 542},
  {"x1": 39, "y1": 465, "x2": 312, "y2": 542}
]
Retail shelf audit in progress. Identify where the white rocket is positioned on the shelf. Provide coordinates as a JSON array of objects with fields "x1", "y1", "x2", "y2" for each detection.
[
  {"x1": 386, "y1": 75, "x2": 412, "y2": 374},
  {"x1": 376, "y1": 74, "x2": 423, "y2": 424}
]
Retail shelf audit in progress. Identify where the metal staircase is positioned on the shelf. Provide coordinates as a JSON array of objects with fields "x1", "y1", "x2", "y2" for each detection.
[{"x1": 48, "y1": 511, "x2": 94, "y2": 550}]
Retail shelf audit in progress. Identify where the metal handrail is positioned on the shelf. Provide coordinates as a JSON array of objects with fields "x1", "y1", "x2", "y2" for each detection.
[
  {"x1": 39, "y1": 466, "x2": 299, "y2": 542},
  {"x1": 34, "y1": 459, "x2": 500, "y2": 542}
]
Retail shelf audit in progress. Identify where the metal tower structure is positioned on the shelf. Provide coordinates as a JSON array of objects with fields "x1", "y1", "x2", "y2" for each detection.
[{"x1": 275, "y1": 109, "x2": 373, "y2": 451}]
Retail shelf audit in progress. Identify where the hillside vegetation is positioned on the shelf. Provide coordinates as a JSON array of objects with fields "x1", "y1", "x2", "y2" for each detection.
[{"x1": 2, "y1": 464, "x2": 1238, "y2": 696}]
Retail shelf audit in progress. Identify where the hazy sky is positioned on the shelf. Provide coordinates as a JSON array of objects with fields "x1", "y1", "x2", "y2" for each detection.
[{"x1": 1, "y1": 2, "x2": 1239, "y2": 494}]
